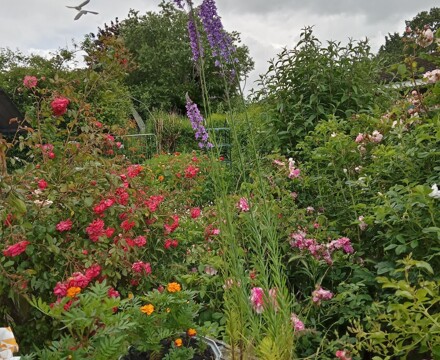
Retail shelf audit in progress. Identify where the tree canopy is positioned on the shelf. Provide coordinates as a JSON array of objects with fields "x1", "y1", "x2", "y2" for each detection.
[{"x1": 93, "y1": 1, "x2": 254, "y2": 115}]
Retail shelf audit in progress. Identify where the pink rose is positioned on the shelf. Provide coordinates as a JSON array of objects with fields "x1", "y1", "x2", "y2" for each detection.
[
  {"x1": 51, "y1": 97, "x2": 70, "y2": 116},
  {"x1": 23, "y1": 75, "x2": 38, "y2": 89}
]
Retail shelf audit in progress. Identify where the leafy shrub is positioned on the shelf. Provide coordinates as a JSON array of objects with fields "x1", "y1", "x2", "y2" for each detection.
[{"x1": 255, "y1": 27, "x2": 389, "y2": 153}]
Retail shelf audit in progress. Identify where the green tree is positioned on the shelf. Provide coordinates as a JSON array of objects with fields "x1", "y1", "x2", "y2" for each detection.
[{"x1": 377, "y1": 7, "x2": 440, "y2": 66}]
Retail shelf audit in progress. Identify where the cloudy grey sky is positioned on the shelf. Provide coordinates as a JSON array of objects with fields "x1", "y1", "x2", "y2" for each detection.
[{"x1": 0, "y1": 0, "x2": 436, "y2": 91}]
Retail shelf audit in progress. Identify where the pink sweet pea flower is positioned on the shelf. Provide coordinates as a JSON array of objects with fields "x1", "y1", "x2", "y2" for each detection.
[
  {"x1": 250, "y1": 287, "x2": 264, "y2": 314},
  {"x1": 290, "y1": 313, "x2": 305, "y2": 332},
  {"x1": 312, "y1": 287, "x2": 333, "y2": 304},
  {"x1": 237, "y1": 197, "x2": 250, "y2": 212}
]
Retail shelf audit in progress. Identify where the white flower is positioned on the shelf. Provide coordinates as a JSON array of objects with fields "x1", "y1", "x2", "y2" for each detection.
[
  {"x1": 429, "y1": 184, "x2": 440, "y2": 199},
  {"x1": 34, "y1": 200, "x2": 53, "y2": 207}
]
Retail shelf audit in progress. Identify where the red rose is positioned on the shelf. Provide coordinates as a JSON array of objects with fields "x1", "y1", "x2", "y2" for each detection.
[
  {"x1": 3, "y1": 241, "x2": 30, "y2": 257},
  {"x1": 51, "y1": 97, "x2": 70, "y2": 116}
]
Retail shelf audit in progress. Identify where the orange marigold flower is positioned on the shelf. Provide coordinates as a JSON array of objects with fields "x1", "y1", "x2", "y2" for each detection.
[
  {"x1": 167, "y1": 282, "x2": 181, "y2": 293},
  {"x1": 158, "y1": 175, "x2": 165, "y2": 182},
  {"x1": 140, "y1": 304, "x2": 155, "y2": 315},
  {"x1": 66, "y1": 287, "x2": 81, "y2": 298},
  {"x1": 187, "y1": 328, "x2": 197, "y2": 337},
  {"x1": 174, "y1": 338, "x2": 183, "y2": 347}
]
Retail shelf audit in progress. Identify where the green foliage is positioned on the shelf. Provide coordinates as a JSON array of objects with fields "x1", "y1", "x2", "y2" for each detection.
[
  {"x1": 125, "y1": 286, "x2": 202, "y2": 355},
  {"x1": 30, "y1": 282, "x2": 134, "y2": 360},
  {"x1": 255, "y1": 27, "x2": 387, "y2": 154},
  {"x1": 350, "y1": 256, "x2": 440, "y2": 359}
]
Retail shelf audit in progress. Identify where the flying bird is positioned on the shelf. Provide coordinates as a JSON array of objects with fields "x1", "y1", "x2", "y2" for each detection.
[
  {"x1": 66, "y1": 0, "x2": 99, "y2": 20},
  {"x1": 74, "y1": 9, "x2": 99, "y2": 20}
]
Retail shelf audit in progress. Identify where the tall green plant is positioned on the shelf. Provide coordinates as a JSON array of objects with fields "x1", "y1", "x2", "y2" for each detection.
[{"x1": 255, "y1": 27, "x2": 387, "y2": 154}]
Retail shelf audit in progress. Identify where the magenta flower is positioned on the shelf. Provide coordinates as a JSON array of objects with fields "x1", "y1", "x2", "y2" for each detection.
[
  {"x1": 237, "y1": 197, "x2": 250, "y2": 212},
  {"x1": 53, "y1": 282, "x2": 68, "y2": 298},
  {"x1": 108, "y1": 287, "x2": 120, "y2": 298},
  {"x1": 56, "y1": 219, "x2": 73, "y2": 232},
  {"x1": 250, "y1": 287, "x2": 264, "y2": 314},
  {"x1": 312, "y1": 287, "x2": 333, "y2": 304},
  {"x1": 290, "y1": 313, "x2": 305, "y2": 332},
  {"x1": 288, "y1": 158, "x2": 301, "y2": 179},
  {"x1": 132, "y1": 261, "x2": 151, "y2": 275},
  {"x1": 3, "y1": 241, "x2": 30, "y2": 257},
  {"x1": 336, "y1": 350, "x2": 352, "y2": 360},
  {"x1": 190, "y1": 207, "x2": 201, "y2": 219},
  {"x1": 85, "y1": 264, "x2": 101, "y2": 280}
]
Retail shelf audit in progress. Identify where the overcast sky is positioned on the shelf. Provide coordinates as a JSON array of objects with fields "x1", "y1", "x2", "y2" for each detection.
[{"x1": 0, "y1": 0, "x2": 436, "y2": 92}]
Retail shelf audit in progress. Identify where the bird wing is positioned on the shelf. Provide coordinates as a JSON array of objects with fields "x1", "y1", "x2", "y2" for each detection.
[
  {"x1": 74, "y1": 10, "x2": 85, "y2": 20},
  {"x1": 77, "y1": 0, "x2": 90, "y2": 8},
  {"x1": 85, "y1": 10, "x2": 99, "y2": 15}
]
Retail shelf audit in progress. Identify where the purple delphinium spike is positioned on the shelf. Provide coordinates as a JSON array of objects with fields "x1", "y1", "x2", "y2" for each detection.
[
  {"x1": 199, "y1": 0, "x2": 235, "y2": 65},
  {"x1": 188, "y1": 14, "x2": 204, "y2": 62},
  {"x1": 173, "y1": 0, "x2": 185, "y2": 9},
  {"x1": 185, "y1": 95, "x2": 213, "y2": 149}
]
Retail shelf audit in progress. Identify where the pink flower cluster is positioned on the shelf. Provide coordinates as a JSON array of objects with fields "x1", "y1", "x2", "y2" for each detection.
[
  {"x1": 164, "y1": 238, "x2": 179, "y2": 249},
  {"x1": 3, "y1": 241, "x2": 30, "y2": 257},
  {"x1": 290, "y1": 313, "x2": 305, "y2": 332},
  {"x1": 37, "y1": 143, "x2": 55, "y2": 159},
  {"x1": 336, "y1": 350, "x2": 352, "y2": 360},
  {"x1": 51, "y1": 97, "x2": 70, "y2": 116},
  {"x1": 237, "y1": 197, "x2": 250, "y2": 212},
  {"x1": 125, "y1": 235, "x2": 147, "y2": 248},
  {"x1": 250, "y1": 287, "x2": 278, "y2": 314},
  {"x1": 184, "y1": 165, "x2": 199, "y2": 179},
  {"x1": 53, "y1": 264, "x2": 102, "y2": 299},
  {"x1": 23, "y1": 75, "x2": 38, "y2": 89},
  {"x1": 288, "y1": 158, "x2": 301, "y2": 179},
  {"x1": 127, "y1": 164, "x2": 143, "y2": 178},
  {"x1": 190, "y1": 207, "x2": 201, "y2": 219},
  {"x1": 290, "y1": 232, "x2": 354, "y2": 264},
  {"x1": 56, "y1": 219, "x2": 73, "y2": 232},
  {"x1": 355, "y1": 130, "x2": 383, "y2": 144},
  {"x1": 424, "y1": 69, "x2": 440, "y2": 84},
  {"x1": 312, "y1": 286, "x2": 333, "y2": 304},
  {"x1": 86, "y1": 219, "x2": 115, "y2": 242},
  {"x1": 144, "y1": 195, "x2": 165, "y2": 212},
  {"x1": 164, "y1": 215, "x2": 179, "y2": 234},
  {"x1": 132, "y1": 261, "x2": 151, "y2": 274},
  {"x1": 416, "y1": 27, "x2": 434, "y2": 48},
  {"x1": 93, "y1": 198, "x2": 115, "y2": 215}
]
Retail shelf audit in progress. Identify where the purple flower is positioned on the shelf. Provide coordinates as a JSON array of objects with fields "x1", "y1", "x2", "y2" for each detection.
[
  {"x1": 187, "y1": 14, "x2": 204, "y2": 62},
  {"x1": 199, "y1": 0, "x2": 235, "y2": 64},
  {"x1": 173, "y1": 0, "x2": 185, "y2": 9},
  {"x1": 185, "y1": 95, "x2": 212, "y2": 149}
]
